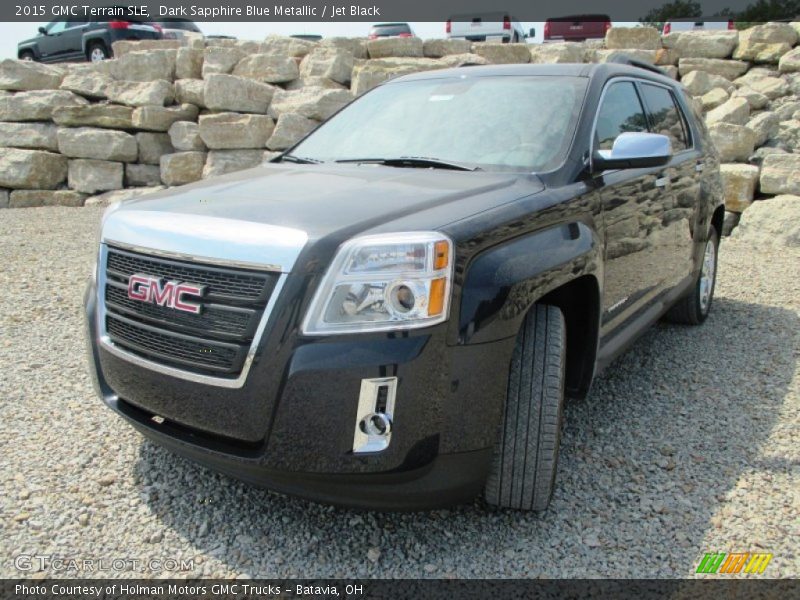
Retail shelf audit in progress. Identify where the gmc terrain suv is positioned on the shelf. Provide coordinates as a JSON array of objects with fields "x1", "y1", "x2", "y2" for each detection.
[
  {"x1": 18, "y1": 19, "x2": 162, "y2": 63},
  {"x1": 85, "y1": 58, "x2": 724, "y2": 511}
]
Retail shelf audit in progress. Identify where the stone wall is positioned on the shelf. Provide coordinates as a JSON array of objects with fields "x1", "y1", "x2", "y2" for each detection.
[{"x1": 1, "y1": 25, "x2": 799, "y2": 234}]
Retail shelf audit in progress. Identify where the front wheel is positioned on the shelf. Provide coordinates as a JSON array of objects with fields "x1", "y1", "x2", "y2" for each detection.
[
  {"x1": 665, "y1": 225, "x2": 719, "y2": 325},
  {"x1": 485, "y1": 304, "x2": 566, "y2": 511}
]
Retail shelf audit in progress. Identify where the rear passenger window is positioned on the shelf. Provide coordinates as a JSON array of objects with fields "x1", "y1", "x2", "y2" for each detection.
[
  {"x1": 595, "y1": 81, "x2": 648, "y2": 151},
  {"x1": 640, "y1": 83, "x2": 689, "y2": 152}
]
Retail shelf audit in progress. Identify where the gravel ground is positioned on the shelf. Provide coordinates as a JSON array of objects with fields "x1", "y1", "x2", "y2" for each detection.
[{"x1": 1, "y1": 207, "x2": 798, "y2": 579}]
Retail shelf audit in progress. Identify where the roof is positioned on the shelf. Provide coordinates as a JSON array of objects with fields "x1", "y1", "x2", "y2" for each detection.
[{"x1": 391, "y1": 61, "x2": 677, "y2": 86}]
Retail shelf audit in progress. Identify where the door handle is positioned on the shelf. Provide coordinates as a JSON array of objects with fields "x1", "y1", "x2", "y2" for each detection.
[{"x1": 655, "y1": 176, "x2": 670, "y2": 188}]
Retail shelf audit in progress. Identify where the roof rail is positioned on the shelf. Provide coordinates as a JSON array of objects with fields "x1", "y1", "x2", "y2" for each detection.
[{"x1": 605, "y1": 52, "x2": 666, "y2": 76}]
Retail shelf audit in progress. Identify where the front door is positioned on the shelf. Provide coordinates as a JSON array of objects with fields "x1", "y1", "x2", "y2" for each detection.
[
  {"x1": 37, "y1": 21, "x2": 69, "y2": 60},
  {"x1": 593, "y1": 79, "x2": 679, "y2": 330},
  {"x1": 638, "y1": 81, "x2": 701, "y2": 289}
]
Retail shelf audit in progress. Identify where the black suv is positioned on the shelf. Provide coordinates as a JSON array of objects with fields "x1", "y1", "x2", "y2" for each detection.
[
  {"x1": 18, "y1": 19, "x2": 162, "y2": 63},
  {"x1": 85, "y1": 59, "x2": 724, "y2": 511}
]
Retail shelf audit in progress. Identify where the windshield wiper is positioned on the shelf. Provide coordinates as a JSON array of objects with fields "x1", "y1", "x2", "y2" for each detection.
[
  {"x1": 280, "y1": 154, "x2": 322, "y2": 164},
  {"x1": 335, "y1": 156, "x2": 479, "y2": 171}
]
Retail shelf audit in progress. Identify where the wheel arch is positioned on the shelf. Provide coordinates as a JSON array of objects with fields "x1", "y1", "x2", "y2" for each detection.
[
  {"x1": 538, "y1": 275, "x2": 600, "y2": 399},
  {"x1": 17, "y1": 46, "x2": 38, "y2": 59},
  {"x1": 457, "y1": 220, "x2": 603, "y2": 398},
  {"x1": 711, "y1": 203, "x2": 725, "y2": 239},
  {"x1": 83, "y1": 35, "x2": 110, "y2": 59}
]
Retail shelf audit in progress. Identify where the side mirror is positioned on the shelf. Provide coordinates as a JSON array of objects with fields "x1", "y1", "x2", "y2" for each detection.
[
  {"x1": 592, "y1": 132, "x2": 672, "y2": 172},
  {"x1": 38, "y1": 26, "x2": 47, "y2": 35},
  {"x1": 529, "y1": 27, "x2": 536, "y2": 38}
]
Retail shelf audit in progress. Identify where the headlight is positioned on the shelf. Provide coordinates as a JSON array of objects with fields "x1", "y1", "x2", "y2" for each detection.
[{"x1": 302, "y1": 232, "x2": 454, "y2": 335}]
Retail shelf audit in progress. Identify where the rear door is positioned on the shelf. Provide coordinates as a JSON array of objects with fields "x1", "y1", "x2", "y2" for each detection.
[
  {"x1": 60, "y1": 21, "x2": 88, "y2": 59},
  {"x1": 593, "y1": 79, "x2": 678, "y2": 328}
]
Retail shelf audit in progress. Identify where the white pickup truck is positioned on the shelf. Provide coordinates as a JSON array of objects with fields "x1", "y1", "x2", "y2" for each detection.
[
  {"x1": 663, "y1": 18, "x2": 736, "y2": 35},
  {"x1": 446, "y1": 12, "x2": 528, "y2": 43}
]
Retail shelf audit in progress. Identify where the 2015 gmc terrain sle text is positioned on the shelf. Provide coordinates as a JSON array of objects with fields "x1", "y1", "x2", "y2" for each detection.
[{"x1": 85, "y1": 59, "x2": 724, "y2": 511}]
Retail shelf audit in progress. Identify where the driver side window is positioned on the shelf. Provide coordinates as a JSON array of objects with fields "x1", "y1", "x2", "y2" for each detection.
[{"x1": 595, "y1": 81, "x2": 648, "y2": 151}]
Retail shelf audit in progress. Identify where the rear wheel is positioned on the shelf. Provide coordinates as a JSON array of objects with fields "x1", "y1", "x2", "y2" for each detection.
[
  {"x1": 665, "y1": 225, "x2": 719, "y2": 325},
  {"x1": 485, "y1": 304, "x2": 566, "y2": 511},
  {"x1": 87, "y1": 42, "x2": 109, "y2": 63}
]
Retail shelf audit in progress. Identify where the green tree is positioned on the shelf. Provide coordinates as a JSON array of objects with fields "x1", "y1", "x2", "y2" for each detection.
[
  {"x1": 640, "y1": 0, "x2": 702, "y2": 29},
  {"x1": 735, "y1": 0, "x2": 800, "y2": 22}
]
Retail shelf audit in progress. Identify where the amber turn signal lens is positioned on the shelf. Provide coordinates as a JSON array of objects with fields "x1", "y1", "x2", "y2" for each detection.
[
  {"x1": 434, "y1": 240, "x2": 449, "y2": 270},
  {"x1": 428, "y1": 277, "x2": 446, "y2": 316}
]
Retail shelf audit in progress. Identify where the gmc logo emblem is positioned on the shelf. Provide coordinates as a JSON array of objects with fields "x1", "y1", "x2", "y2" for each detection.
[{"x1": 127, "y1": 273, "x2": 205, "y2": 314}]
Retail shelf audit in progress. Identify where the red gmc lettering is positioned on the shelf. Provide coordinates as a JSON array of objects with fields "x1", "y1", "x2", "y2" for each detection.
[
  {"x1": 150, "y1": 279, "x2": 177, "y2": 306},
  {"x1": 174, "y1": 283, "x2": 204, "y2": 314},
  {"x1": 127, "y1": 274, "x2": 204, "y2": 314},
  {"x1": 127, "y1": 274, "x2": 151, "y2": 301}
]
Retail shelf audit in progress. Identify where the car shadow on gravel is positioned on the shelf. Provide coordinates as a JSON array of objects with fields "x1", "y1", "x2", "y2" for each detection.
[{"x1": 132, "y1": 296, "x2": 798, "y2": 577}]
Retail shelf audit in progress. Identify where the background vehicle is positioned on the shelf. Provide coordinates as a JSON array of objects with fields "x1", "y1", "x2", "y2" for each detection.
[
  {"x1": 291, "y1": 34, "x2": 323, "y2": 42},
  {"x1": 368, "y1": 23, "x2": 415, "y2": 39},
  {"x1": 152, "y1": 19, "x2": 203, "y2": 40},
  {"x1": 447, "y1": 12, "x2": 527, "y2": 43},
  {"x1": 17, "y1": 19, "x2": 162, "y2": 62},
  {"x1": 662, "y1": 18, "x2": 736, "y2": 35},
  {"x1": 544, "y1": 14, "x2": 612, "y2": 42},
  {"x1": 86, "y1": 59, "x2": 724, "y2": 512}
]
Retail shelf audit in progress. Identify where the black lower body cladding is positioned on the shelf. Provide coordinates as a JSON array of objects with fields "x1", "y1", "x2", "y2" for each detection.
[{"x1": 85, "y1": 279, "x2": 517, "y2": 509}]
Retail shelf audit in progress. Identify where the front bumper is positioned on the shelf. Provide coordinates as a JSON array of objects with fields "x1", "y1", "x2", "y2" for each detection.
[{"x1": 85, "y1": 279, "x2": 515, "y2": 510}]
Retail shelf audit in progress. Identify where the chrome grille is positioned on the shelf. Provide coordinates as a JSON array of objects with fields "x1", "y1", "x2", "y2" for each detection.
[
  {"x1": 105, "y1": 283, "x2": 255, "y2": 340},
  {"x1": 102, "y1": 246, "x2": 280, "y2": 377},
  {"x1": 106, "y1": 249, "x2": 270, "y2": 302}
]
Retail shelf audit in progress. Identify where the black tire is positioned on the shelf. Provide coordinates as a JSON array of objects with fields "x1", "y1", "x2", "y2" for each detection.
[
  {"x1": 87, "y1": 42, "x2": 109, "y2": 63},
  {"x1": 19, "y1": 51, "x2": 35, "y2": 61},
  {"x1": 665, "y1": 225, "x2": 719, "y2": 326},
  {"x1": 485, "y1": 304, "x2": 566, "y2": 511}
]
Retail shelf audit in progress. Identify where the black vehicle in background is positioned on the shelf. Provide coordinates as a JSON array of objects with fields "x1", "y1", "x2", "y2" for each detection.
[
  {"x1": 152, "y1": 19, "x2": 203, "y2": 40},
  {"x1": 368, "y1": 22, "x2": 415, "y2": 39},
  {"x1": 86, "y1": 57, "x2": 724, "y2": 512},
  {"x1": 17, "y1": 19, "x2": 162, "y2": 63},
  {"x1": 291, "y1": 34, "x2": 323, "y2": 42}
]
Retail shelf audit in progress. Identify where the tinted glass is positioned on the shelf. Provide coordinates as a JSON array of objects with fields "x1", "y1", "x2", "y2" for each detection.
[
  {"x1": 640, "y1": 83, "x2": 689, "y2": 151},
  {"x1": 371, "y1": 24, "x2": 411, "y2": 36},
  {"x1": 156, "y1": 20, "x2": 201, "y2": 31},
  {"x1": 595, "y1": 81, "x2": 648, "y2": 150},
  {"x1": 292, "y1": 76, "x2": 588, "y2": 172},
  {"x1": 46, "y1": 21, "x2": 67, "y2": 34}
]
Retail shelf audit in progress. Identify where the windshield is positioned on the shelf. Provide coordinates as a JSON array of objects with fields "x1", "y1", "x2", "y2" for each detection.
[{"x1": 290, "y1": 75, "x2": 587, "y2": 172}]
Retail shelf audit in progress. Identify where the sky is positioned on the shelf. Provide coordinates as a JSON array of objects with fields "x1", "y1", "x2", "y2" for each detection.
[{"x1": 0, "y1": 21, "x2": 552, "y2": 60}]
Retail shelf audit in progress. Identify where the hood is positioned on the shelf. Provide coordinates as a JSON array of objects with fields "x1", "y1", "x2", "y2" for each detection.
[
  {"x1": 111, "y1": 163, "x2": 543, "y2": 241},
  {"x1": 101, "y1": 163, "x2": 544, "y2": 273}
]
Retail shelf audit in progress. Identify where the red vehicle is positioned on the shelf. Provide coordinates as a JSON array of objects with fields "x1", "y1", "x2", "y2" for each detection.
[{"x1": 544, "y1": 14, "x2": 612, "y2": 42}]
